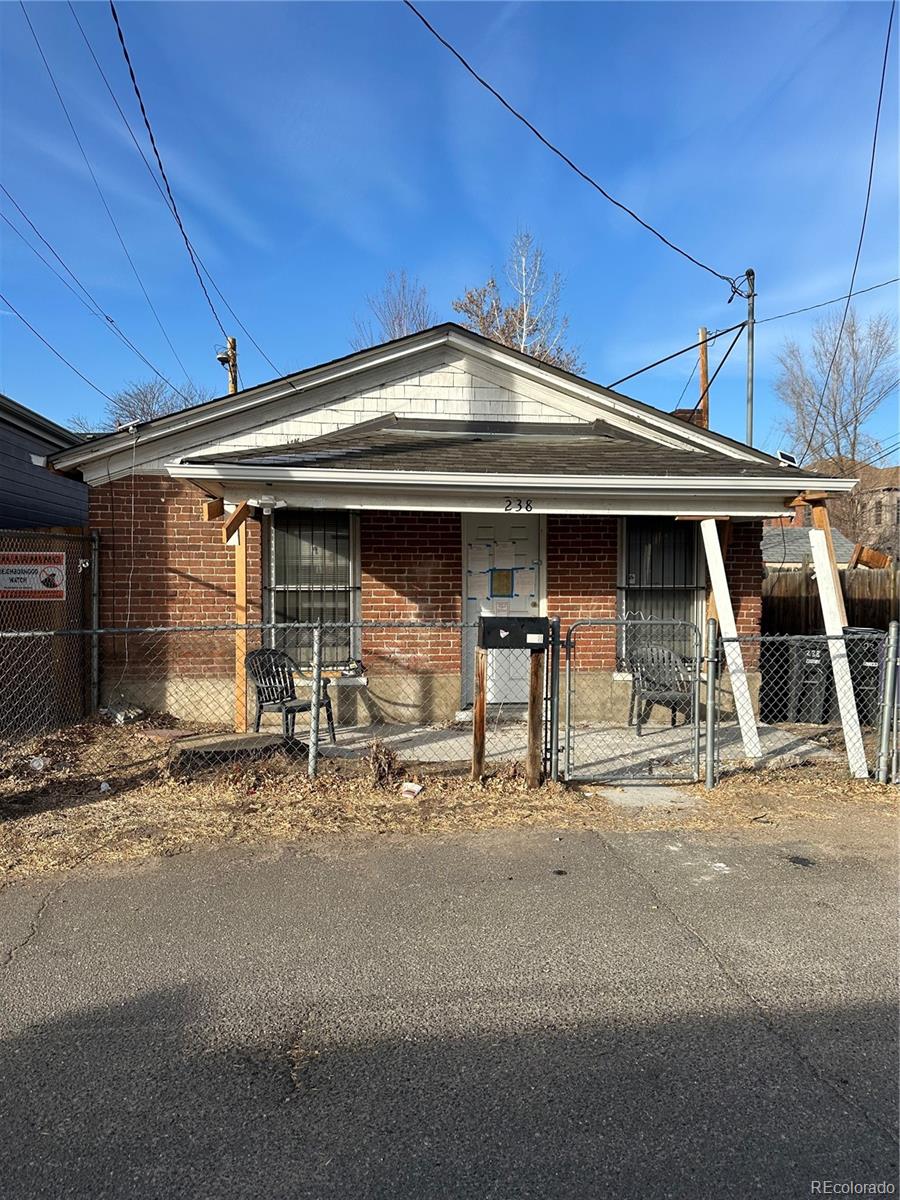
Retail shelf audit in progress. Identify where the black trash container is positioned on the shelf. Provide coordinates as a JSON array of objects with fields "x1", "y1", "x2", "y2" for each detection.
[
  {"x1": 784, "y1": 636, "x2": 836, "y2": 724},
  {"x1": 843, "y1": 627, "x2": 885, "y2": 727}
]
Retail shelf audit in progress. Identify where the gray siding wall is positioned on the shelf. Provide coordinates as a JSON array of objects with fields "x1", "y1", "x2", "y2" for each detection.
[{"x1": 0, "y1": 420, "x2": 88, "y2": 529}]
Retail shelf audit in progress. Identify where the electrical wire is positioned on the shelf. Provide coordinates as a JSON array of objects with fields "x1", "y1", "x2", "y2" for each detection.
[
  {"x1": 0, "y1": 290, "x2": 114, "y2": 400},
  {"x1": 18, "y1": 1, "x2": 194, "y2": 385},
  {"x1": 673, "y1": 357, "x2": 699, "y2": 410},
  {"x1": 402, "y1": 0, "x2": 744, "y2": 298},
  {"x1": 685, "y1": 324, "x2": 746, "y2": 421},
  {"x1": 68, "y1": 2, "x2": 284, "y2": 380},
  {"x1": 606, "y1": 322, "x2": 744, "y2": 389},
  {"x1": 758, "y1": 276, "x2": 899, "y2": 324},
  {"x1": 107, "y1": 0, "x2": 228, "y2": 341},
  {"x1": 1, "y1": 200, "x2": 191, "y2": 400},
  {"x1": 799, "y1": 0, "x2": 895, "y2": 463}
]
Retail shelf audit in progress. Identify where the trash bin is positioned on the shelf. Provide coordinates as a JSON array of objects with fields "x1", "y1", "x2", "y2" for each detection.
[
  {"x1": 785, "y1": 637, "x2": 836, "y2": 724},
  {"x1": 843, "y1": 627, "x2": 885, "y2": 727}
]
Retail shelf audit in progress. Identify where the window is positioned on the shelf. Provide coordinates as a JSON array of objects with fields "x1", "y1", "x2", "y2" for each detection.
[
  {"x1": 873, "y1": 499, "x2": 883, "y2": 527},
  {"x1": 618, "y1": 517, "x2": 703, "y2": 663},
  {"x1": 268, "y1": 510, "x2": 359, "y2": 666}
]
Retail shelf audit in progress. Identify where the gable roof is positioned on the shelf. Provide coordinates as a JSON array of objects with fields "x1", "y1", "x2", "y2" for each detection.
[
  {"x1": 762, "y1": 525, "x2": 856, "y2": 565},
  {"x1": 0, "y1": 392, "x2": 83, "y2": 450},
  {"x1": 187, "y1": 415, "x2": 816, "y2": 481},
  {"x1": 53, "y1": 323, "x2": 805, "y2": 471}
]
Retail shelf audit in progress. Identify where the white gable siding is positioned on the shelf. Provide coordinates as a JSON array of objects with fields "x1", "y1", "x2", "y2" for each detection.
[{"x1": 188, "y1": 361, "x2": 586, "y2": 460}]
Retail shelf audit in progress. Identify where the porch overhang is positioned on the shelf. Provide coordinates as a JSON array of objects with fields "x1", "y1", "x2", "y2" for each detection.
[{"x1": 165, "y1": 461, "x2": 856, "y2": 519}]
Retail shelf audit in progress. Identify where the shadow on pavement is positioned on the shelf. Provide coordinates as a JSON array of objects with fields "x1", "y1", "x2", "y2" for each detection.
[{"x1": 2, "y1": 984, "x2": 897, "y2": 1198}]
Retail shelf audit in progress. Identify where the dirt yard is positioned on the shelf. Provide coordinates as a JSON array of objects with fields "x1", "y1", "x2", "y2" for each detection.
[{"x1": 1, "y1": 720, "x2": 895, "y2": 882}]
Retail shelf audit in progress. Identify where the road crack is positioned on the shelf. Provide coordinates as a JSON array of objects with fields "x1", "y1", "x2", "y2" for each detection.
[{"x1": 594, "y1": 830, "x2": 899, "y2": 1151}]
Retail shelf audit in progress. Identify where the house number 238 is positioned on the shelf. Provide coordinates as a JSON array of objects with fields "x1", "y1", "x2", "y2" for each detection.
[{"x1": 504, "y1": 497, "x2": 533, "y2": 512}]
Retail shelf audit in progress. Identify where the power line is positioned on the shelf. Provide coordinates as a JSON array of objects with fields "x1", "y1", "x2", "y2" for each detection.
[
  {"x1": 0, "y1": 201, "x2": 191, "y2": 400},
  {"x1": 674, "y1": 357, "x2": 699, "y2": 410},
  {"x1": 686, "y1": 324, "x2": 746, "y2": 421},
  {"x1": 107, "y1": 0, "x2": 229, "y2": 341},
  {"x1": 402, "y1": 0, "x2": 745, "y2": 298},
  {"x1": 800, "y1": 0, "x2": 895, "y2": 463},
  {"x1": 67, "y1": 1, "x2": 284, "y2": 380},
  {"x1": 758, "y1": 275, "x2": 899, "y2": 324},
  {"x1": 606, "y1": 322, "x2": 744, "y2": 389},
  {"x1": 18, "y1": 1, "x2": 193, "y2": 384},
  {"x1": 0, "y1": 290, "x2": 113, "y2": 400}
]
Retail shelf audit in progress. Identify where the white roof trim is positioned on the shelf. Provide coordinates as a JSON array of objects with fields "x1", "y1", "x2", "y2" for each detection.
[
  {"x1": 167, "y1": 461, "x2": 857, "y2": 493},
  {"x1": 52, "y1": 325, "x2": 792, "y2": 474}
]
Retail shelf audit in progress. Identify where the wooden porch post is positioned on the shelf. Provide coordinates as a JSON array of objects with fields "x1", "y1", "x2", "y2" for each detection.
[{"x1": 222, "y1": 502, "x2": 251, "y2": 733}]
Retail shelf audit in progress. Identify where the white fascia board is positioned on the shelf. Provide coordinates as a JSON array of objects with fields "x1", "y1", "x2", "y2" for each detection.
[
  {"x1": 51, "y1": 333, "x2": 454, "y2": 472},
  {"x1": 166, "y1": 461, "x2": 857, "y2": 493},
  {"x1": 448, "y1": 331, "x2": 773, "y2": 464}
]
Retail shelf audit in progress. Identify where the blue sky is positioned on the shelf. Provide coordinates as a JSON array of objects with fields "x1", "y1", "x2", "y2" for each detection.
[{"x1": 1, "y1": 0, "x2": 897, "y2": 453}]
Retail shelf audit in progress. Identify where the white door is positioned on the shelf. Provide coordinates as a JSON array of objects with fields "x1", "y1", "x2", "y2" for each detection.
[{"x1": 463, "y1": 514, "x2": 542, "y2": 704}]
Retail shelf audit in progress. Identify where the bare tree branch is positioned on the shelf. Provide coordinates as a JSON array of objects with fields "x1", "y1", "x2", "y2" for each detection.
[
  {"x1": 71, "y1": 378, "x2": 210, "y2": 433},
  {"x1": 452, "y1": 230, "x2": 582, "y2": 372},
  {"x1": 351, "y1": 270, "x2": 437, "y2": 350}
]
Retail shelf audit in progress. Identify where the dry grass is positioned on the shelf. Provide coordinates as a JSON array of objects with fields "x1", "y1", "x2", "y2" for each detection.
[{"x1": 1, "y1": 721, "x2": 896, "y2": 882}]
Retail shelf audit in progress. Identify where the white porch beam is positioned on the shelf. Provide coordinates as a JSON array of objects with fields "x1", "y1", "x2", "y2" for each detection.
[
  {"x1": 809, "y1": 529, "x2": 868, "y2": 779},
  {"x1": 700, "y1": 518, "x2": 762, "y2": 759}
]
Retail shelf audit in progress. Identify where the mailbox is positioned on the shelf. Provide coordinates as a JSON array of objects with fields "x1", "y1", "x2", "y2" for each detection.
[{"x1": 478, "y1": 616, "x2": 549, "y2": 650}]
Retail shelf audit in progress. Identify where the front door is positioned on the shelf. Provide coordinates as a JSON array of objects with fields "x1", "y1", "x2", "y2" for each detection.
[{"x1": 463, "y1": 513, "x2": 542, "y2": 704}]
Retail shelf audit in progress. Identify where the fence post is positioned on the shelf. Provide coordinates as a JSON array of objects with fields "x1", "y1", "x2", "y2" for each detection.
[
  {"x1": 705, "y1": 617, "x2": 718, "y2": 789},
  {"x1": 90, "y1": 529, "x2": 100, "y2": 714},
  {"x1": 526, "y1": 648, "x2": 545, "y2": 788},
  {"x1": 307, "y1": 621, "x2": 323, "y2": 780},
  {"x1": 876, "y1": 621, "x2": 899, "y2": 785},
  {"x1": 549, "y1": 617, "x2": 561, "y2": 783},
  {"x1": 471, "y1": 647, "x2": 487, "y2": 781}
]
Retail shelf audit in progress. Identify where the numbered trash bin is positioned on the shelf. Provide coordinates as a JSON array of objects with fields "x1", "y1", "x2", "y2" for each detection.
[
  {"x1": 785, "y1": 637, "x2": 836, "y2": 725},
  {"x1": 843, "y1": 627, "x2": 884, "y2": 727}
]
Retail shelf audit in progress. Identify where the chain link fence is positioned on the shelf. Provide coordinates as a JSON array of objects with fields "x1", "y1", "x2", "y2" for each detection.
[
  {"x1": 0, "y1": 620, "x2": 548, "y2": 792},
  {"x1": 714, "y1": 627, "x2": 897, "y2": 781},
  {"x1": 564, "y1": 618, "x2": 703, "y2": 783},
  {"x1": 2, "y1": 617, "x2": 897, "y2": 799}
]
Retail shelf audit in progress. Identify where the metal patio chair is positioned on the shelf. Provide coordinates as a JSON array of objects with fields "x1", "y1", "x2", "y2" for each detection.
[
  {"x1": 628, "y1": 644, "x2": 693, "y2": 737},
  {"x1": 245, "y1": 648, "x2": 336, "y2": 743}
]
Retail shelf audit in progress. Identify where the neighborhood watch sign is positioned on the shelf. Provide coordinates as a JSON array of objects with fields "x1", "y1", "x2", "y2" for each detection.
[{"x1": 0, "y1": 552, "x2": 66, "y2": 601}]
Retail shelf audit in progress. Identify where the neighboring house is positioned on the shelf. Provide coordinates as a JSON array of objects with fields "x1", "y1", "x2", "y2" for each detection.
[
  {"x1": 855, "y1": 464, "x2": 899, "y2": 560},
  {"x1": 50, "y1": 323, "x2": 853, "y2": 719},
  {"x1": 0, "y1": 393, "x2": 87, "y2": 529},
  {"x1": 762, "y1": 525, "x2": 856, "y2": 569}
]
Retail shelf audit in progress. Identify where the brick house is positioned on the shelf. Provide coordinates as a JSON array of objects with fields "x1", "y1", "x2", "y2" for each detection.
[{"x1": 51, "y1": 324, "x2": 852, "y2": 726}]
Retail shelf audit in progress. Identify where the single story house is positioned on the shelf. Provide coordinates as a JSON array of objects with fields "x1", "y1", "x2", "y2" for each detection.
[{"x1": 50, "y1": 324, "x2": 854, "y2": 729}]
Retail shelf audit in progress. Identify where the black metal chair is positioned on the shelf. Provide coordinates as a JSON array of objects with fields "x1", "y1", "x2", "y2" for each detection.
[
  {"x1": 245, "y1": 648, "x2": 336, "y2": 743},
  {"x1": 628, "y1": 645, "x2": 693, "y2": 736}
]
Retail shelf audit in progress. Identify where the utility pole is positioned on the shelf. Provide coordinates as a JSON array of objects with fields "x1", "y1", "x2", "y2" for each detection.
[
  {"x1": 698, "y1": 326, "x2": 709, "y2": 428},
  {"x1": 217, "y1": 336, "x2": 239, "y2": 394},
  {"x1": 744, "y1": 268, "x2": 756, "y2": 446}
]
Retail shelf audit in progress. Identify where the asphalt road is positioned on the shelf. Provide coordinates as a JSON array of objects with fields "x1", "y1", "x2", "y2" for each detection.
[{"x1": 1, "y1": 815, "x2": 897, "y2": 1199}]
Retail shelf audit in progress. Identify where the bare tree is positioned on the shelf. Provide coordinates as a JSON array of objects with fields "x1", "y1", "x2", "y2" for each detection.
[
  {"x1": 351, "y1": 270, "x2": 437, "y2": 350},
  {"x1": 71, "y1": 378, "x2": 210, "y2": 434},
  {"x1": 775, "y1": 306, "x2": 897, "y2": 541},
  {"x1": 452, "y1": 230, "x2": 583, "y2": 373}
]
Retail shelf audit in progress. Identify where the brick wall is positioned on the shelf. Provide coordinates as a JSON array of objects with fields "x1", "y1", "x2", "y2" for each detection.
[
  {"x1": 360, "y1": 511, "x2": 462, "y2": 673},
  {"x1": 547, "y1": 516, "x2": 619, "y2": 668},
  {"x1": 90, "y1": 475, "x2": 261, "y2": 677},
  {"x1": 724, "y1": 519, "x2": 764, "y2": 666}
]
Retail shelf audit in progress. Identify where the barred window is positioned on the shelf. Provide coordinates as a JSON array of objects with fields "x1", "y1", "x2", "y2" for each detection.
[
  {"x1": 618, "y1": 517, "x2": 704, "y2": 663},
  {"x1": 268, "y1": 510, "x2": 359, "y2": 666}
]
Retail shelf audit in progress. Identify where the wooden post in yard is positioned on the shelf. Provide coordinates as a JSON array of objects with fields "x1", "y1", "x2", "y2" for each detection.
[
  {"x1": 471, "y1": 647, "x2": 487, "y2": 781},
  {"x1": 809, "y1": 500, "x2": 848, "y2": 628},
  {"x1": 222, "y1": 502, "x2": 251, "y2": 734},
  {"x1": 698, "y1": 326, "x2": 709, "y2": 428},
  {"x1": 526, "y1": 648, "x2": 545, "y2": 788}
]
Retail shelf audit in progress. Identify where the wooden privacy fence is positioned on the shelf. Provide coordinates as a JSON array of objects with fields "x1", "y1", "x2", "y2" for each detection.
[{"x1": 763, "y1": 566, "x2": 899, "y2": 634}]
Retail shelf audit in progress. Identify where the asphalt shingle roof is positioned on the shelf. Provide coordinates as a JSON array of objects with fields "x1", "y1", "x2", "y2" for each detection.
[
  {"x1": 190, "y1": 417, "x2": 815, "y2": 481},
  {"x1": 762, "y1": 525, "x2": 856, "y2": 564}
]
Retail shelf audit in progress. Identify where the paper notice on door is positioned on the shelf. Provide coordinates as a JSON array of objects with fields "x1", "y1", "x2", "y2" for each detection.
[
  {"x1": 468, "y1": 544, "x2": 491, "y2": 571},
  {"x1": 494, "y1": 540, "x2": 516, "y2": 569},
  {"x1": 515, "y1": 567, "x2": 536, "y2": 597},
  {"x1": 467, "y1": 573, "x2": 490, "y2": 600},
  {"x1": 493, "y1": 600, "x2": 510, "y2": 616}
]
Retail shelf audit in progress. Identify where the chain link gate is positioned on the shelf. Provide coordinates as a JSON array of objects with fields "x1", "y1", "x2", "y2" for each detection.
[{"x1": 562, "y1": 618, "x2": 703, "y2": 783}]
